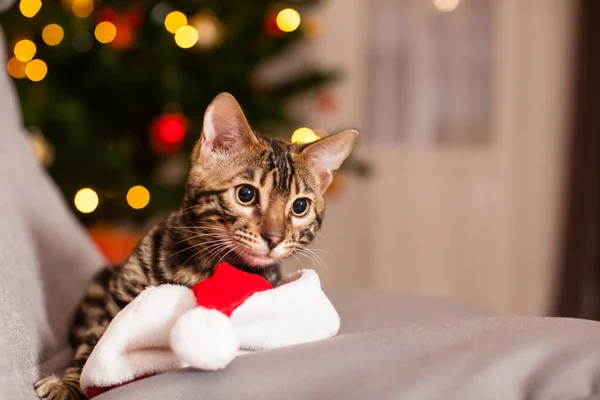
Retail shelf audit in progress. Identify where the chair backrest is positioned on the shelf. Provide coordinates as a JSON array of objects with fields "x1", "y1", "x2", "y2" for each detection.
[{"x1": 0, "y1": 27, "x2": 104, "y2": 398}]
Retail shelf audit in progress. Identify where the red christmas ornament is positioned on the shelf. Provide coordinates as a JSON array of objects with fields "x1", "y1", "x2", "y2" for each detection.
[
  {"x1": 150, "y1": 113, "x2": 188, "y2": 155},
  {"x1": 97, "y1": 6, "x2": 141, "y2": 50},
  {"x1": 97, "y1": 6, "x2": 117, "y2": 23},
  {"x1": 265, "y1": 11, "x2": 284, "y2": 37},
  {"x1": 124, "y1": 6, "x2": 143, "y2": 28},
  {"x1": 111, "y1": 21, "x2": 134, "y2": 49}
]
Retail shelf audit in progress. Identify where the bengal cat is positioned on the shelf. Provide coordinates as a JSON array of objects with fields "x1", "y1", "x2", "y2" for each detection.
[{"x1": 34, "y1": 93, "x2": 358, "y2": 400}]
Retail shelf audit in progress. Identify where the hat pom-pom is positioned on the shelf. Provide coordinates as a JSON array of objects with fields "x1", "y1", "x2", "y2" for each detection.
[{"x1": 170, "y1": 307, "x2": 239, "y2": 371}]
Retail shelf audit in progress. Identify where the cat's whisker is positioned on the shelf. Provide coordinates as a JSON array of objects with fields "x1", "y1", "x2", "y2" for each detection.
[
  {"x1": 168, "y1": 242, "x2": 223, "y2": 258},
  {"x1": 316, "y1": 232, "x2": 329, "y2": 241},
  {"x1": 169, "y1": 233, "x2": 225, "y2": 247},
  {"x1": 205, "y1": 244, "x2": 230, "y2": 266},
  {"x1": 179, "y1": 238, "x2": 230, "y2": 266},
  {"x1": 295, "y1": 250, "x2": 318, "y2": 270},
  {"x1": 171, "y1": 205, "x2": 198, "y2": 216},
  {"x1": 168, "y1": 237, "x2": 228, "y2": 259},
  {"x1": 290, "y1": 253, "x2": 306, "y2": 270},
  {"x1": 205, "y1": 242, "x2": 233, "y2": 265},
  {"x1": 215, "y1": 244, "x2": 239, "y2": 267},
  {"x1": 165, "y1": 226, "x2": 199, "y2": 234},
  {"x1": 201, "y1": 240, "x2": 231, "y2": 255},
  {"x1": 297, "y1": 247, "x2": 328, "y2": 271},
  {"x1": 180, "y1": 246, "x2": 208, "y2": 266},
  {"x1": 305, "y1": 247, "x2": 334, "y2": 256}
]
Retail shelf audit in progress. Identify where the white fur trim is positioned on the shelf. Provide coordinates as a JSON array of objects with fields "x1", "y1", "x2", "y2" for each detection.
[
  {"x1": 231, "y1": 269, "x2": 340, "y2": 350},
  {"x1": 171, "y1": 307, "x2": 239, "y2": 371},
  {"x1": 80, "y1": 285, "x2": 196, "y2": 391}
]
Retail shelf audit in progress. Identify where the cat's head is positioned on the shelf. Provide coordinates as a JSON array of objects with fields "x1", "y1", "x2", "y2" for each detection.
[{"x1": 184, "y1": 93, "x2": 358, "y2": 268}]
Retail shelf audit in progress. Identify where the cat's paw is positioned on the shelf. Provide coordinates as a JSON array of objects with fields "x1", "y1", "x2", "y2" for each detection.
[{"x1": 34, "y1": 376, "x2": 86, "y2": 400}]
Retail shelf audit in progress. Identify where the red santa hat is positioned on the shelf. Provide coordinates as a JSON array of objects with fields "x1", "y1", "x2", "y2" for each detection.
[{"x1": 80, "y1": 263, "x2": 340, "y2": 398}]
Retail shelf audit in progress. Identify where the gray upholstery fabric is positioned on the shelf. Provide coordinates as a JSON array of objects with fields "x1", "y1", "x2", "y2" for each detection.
[
  {"x1": 101, "y1": 293, "x2": 600, "y2": 400},
  {"x1": 0, "y1": 26, "x2": 103, "y2": 397}
]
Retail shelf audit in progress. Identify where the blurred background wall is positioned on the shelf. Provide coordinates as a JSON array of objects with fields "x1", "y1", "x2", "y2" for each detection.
[
  {"x1": 1, "y1": 0, "x2": 589, "y2": 317},
  {"x1": 282, "y1": 0, "x2": 577, "y2": 317}
]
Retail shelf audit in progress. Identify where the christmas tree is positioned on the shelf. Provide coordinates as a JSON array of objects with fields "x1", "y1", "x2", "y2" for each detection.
[{"x1": 1, "y1": 0, "x2": 364, "y2": 227}]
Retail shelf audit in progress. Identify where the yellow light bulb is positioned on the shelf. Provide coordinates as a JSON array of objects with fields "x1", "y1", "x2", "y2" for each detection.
[
  {"x1": 94, "y1": 21, "x2": 117, "y2": 44},
  {"x1": 19, "y1": 0, "x2": 42, "y2": 18},
  {"x1": 7, "y1": 57, "x2": 27, "y2": 79},
  {"x1": 276, "y1": 8, "x2": 301, "y2": 33},
  {"x1": 72, "y1": 0, "x2": 93, "y2": 18},
  {"x1": 25, "y1": 59, "x2": 47, "y2": 82},
  {"x1": 42, "y1": 24, "x2": 65, "y2": 46},
  {"x1": 164, "y1": 11, "x2": 187, "y2": 34},
  {"x1": 174, "y1": 25, "x2": 198, "y2": 49},
  {"x1": 433, "y1": 0, "x2": 460, "y2": 12},
  {"x1": 74, "y1": 188, "x2": 99, "y2": 213},
  {"x1": 291, "y1": 127, "x2": 320, "y2": 144},
  {"x1": 14, "y1": 40, "x2": 36, "y2": 62},
  {"x1": 126, "y1": 185, "x2": 150, "y2": 210}
]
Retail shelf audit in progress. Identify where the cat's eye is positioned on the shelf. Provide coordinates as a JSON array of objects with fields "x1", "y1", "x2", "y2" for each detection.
[
  {"x1": 236, "y1": 185, "x2": 257, "y2": 205},
  {"x1": 292, "y1": 198, "x2": 310, "y2": 217}
]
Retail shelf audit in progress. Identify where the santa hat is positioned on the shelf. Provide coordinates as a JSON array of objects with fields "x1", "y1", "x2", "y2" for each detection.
[{"x1": 80, "y1": 263, "x2": 340, "y2": 398}]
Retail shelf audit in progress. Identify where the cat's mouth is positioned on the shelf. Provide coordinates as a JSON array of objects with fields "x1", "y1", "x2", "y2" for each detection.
[
  {"x1": 233, "y1": 250, "x2": 275, "y2": 267},
  {"x1": 232, "y1": 247, "x2": 287, "y2": 268}
]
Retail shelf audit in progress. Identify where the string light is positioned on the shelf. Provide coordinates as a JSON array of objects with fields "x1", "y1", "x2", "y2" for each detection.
[
  {"x1": 42, "y1": 24, "x2": 64, "y2": 46},
  {"x1": 164, "y1": 11, "x2": 187, "y2": 33},
  {"x1": 276, "y1": 8, "x2": 301, "y2": 32},
  {"x1": 74, "y1": 188, "x2": 99, "y2": 213},
  {"x1": 25, "y1": 59, "x2": 47, "y2": 81},
  {"x1": 433, "y1": 0, "x2": 460, "y2": 12},
  {"x1": 94, "y1": 21, "x2": 117, "y2": 43},
  {"x1": 126, "y1": 185, "x2": 150, "y2": 209},
  {"x1": 14, "y1": 40, "x2": 36, "y2": 62},
  {"x1": 71, "y1": 0, "x2": 93, "y2": 18},
  {"x1": 174, "y1": 25, "x2": 198, "y2": 49},
  {"x1": 19, "y1": 0, "x2": 42, "y2": 18},
  {"x1": 7, "y1": 57, "x2": 26, "y2": 79},
  {"x1": 291, "y1": 127, "x2": 320, "y2": 144}
]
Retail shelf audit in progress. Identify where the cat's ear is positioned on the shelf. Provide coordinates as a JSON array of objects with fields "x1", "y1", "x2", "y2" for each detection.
[
  {"x1": 193, "y1": 93, "x2": 258, "y2": 163},
  {"x1": 301, "y1": 129, "x2": 359, "y2": 191}
]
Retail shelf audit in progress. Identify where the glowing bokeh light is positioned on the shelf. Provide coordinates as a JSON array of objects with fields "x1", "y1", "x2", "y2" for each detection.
[
  {"x1": 7, "y1": 57, "x2": 27, "y2": 79},
  {"x1": 74, "y1": 188, "x2": 99, "y2": 213},
  {"x1": 433, "y1": 0, "x2": 460, "y2": 12},
  {"x1": 94, "y1": 21, "x2": 117, "y2": 43},
  {"x1": 72, "y1": 0, "x2": 94, "y2": 18},
  {"x1": 126, "y1": 185, "x2": 150, "y2": 209},
  {"x1": 174, "y1": 25, "x2": 198, "y2": 49},
  {"x1": 25, "y1": 59, "x2": 47, "y2": 81},
  {"x1": 164, "y1": 11, "x2": 187, "y2": 33},
  {"x1": 192, "y1": 13, "x2": 222, "y2": 49},
  {"x1": 291, "y1": 127, "x2": 320, "y2": 144},
  {"x1": 14, "y1": 40, "x2": 36, "y2": 62},
  {"x1": 19, "y1": 0, "x2": 42, "y2": 18},
  {"x1": 42, "y1": 24, "x2": 65, "y2": 46},
  {"x1": 276, "y1": 8, "x2": 301, "y2": 33}
]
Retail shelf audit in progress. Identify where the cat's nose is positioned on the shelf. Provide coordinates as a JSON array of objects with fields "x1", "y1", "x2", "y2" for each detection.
[{"x1": 261, "y1": 232, "x2": 284, "y2": 250}]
